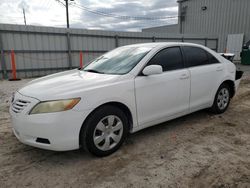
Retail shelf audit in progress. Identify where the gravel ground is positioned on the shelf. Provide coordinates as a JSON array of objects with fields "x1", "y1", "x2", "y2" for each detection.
[{"x1": 0, "y1": 73, "x2": 250, "y2": 188}]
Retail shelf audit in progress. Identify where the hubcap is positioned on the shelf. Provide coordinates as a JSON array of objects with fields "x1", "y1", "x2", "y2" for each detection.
[
  {"x1": 217, "y1": 88, "x2": 229, "y2": 110},
  {"x1": 93, "y1": 115, "x2": 123, "y2": 151}
]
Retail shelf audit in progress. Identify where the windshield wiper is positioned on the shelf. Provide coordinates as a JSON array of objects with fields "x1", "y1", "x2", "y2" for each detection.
[{"x1": 84, "y1": 69, "x2": 104, "y2": 74}]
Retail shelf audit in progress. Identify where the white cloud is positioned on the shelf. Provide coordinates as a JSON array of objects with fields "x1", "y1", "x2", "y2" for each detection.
[{"x1": 0, "y1": 0, "x2": 178, "y2": 31}]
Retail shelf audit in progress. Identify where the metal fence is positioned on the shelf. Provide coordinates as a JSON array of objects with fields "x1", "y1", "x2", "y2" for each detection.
[{"x1": 0, "y1": 24, "x2": 218, "y2": 79}]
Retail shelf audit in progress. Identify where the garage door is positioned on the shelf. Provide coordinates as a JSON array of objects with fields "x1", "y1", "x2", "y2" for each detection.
[{"x1": 226, "y1": 34, "x2": 244, "y2": 61}]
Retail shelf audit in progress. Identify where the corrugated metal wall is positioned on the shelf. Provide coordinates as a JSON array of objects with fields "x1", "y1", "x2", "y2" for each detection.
[
  {"x1": 142, "y1": 24, "x2": 179, "y2": 33},
  {"x1": 181, "y1": 0, "x2": 250, "y2": 52},
  {"x1": 141, "y1": 0, "x2": 250, "y2": 54},
  {"x1": 0, "y1": 24, "x2": 218, "y2": 79}
]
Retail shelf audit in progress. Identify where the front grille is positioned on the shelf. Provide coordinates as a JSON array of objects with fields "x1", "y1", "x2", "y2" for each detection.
[{"x1": 12, "y1": 99, "x2": 30, "y2": 113}]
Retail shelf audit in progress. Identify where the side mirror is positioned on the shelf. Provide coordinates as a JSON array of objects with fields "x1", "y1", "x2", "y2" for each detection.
[{"x1": 142, "y1": 65, "x2": 163, "y2": 76}]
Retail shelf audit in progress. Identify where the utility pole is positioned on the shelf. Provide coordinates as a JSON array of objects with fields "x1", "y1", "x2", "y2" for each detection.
[
  {"x1": 22, "y1": 8, "x2": 26, "y2": 25},
  {"x1": 64, "y1": 0, "x2": 74, "y2": 28},
  {"x1": 65, "y1": 0, "x2": 69, "y2": 28}
]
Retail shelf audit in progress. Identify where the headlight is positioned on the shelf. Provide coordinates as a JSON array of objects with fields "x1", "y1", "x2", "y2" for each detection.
[{"x1": 30, "y1": 98, "x2": 81, "y2": 114}]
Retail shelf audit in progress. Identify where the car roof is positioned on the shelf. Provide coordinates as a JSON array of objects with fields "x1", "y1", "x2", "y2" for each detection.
[{"x1": 122, "y1": 42, "x2": 206, "y2": 49}]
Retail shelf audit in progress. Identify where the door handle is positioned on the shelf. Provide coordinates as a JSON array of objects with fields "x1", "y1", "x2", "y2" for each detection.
[
  {"x1": 179, "y1": 74, "x2": 189, "y2": 80},
  {"x1": 216, "y1": 66, "x2": 223, "y2": 71}
]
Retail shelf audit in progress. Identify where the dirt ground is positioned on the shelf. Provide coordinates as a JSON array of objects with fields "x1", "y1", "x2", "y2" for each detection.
[{"x1": 0, "y1": 72, "x2": 250, "y2": 188}]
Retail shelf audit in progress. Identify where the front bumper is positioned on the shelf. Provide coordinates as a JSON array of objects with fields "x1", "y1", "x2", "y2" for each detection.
[{"x1": 10, "y1": 92, "x2": 90, "y2": 151}]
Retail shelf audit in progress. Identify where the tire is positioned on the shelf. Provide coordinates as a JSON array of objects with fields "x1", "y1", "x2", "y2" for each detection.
[
  {"x1": 210, "y1": 83, "x2": 231, "y2": 114},
  {"x1": 80, "y1": 105, "x2": 129, "y2": 157}
]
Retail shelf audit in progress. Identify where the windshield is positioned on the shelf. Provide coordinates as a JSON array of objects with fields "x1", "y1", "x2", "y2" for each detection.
[{"x1": 83, "y1": 46, "x2": 152, "y2": 75}]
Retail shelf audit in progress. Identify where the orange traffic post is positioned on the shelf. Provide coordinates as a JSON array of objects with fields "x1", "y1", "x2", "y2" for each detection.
[
  {"x1": 9, "y1": 49, "x2": 20, "y2": 81},
  {"x1": 79, "y1": 51, "x2": 83, "y2": 68}
]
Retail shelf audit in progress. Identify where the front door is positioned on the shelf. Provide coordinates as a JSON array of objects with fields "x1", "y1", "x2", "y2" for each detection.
[{"x1": 135, "y1": 47, "x2": 190, "y2": 127}]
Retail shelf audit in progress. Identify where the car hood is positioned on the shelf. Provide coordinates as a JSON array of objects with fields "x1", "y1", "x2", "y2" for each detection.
[{"x1": 18, "y1": 69, "x2": 121, "y2": 101}]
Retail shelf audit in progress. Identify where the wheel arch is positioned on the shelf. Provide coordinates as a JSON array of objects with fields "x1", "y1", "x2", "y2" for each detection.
[
  {"x1": 79, "y1": 101, "x2": 133, "y2": 146},
  {"x1": 221, "y1": 79, "x2": 235, "y2": 98}
]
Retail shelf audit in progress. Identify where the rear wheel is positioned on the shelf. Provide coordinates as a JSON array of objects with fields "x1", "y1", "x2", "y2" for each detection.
[
  {"x1": 210, "y1": 83, "x2": 231, "y2": 114},
  {"x1": 80, "y1": 105, "x2": 128, "y2": 157}
]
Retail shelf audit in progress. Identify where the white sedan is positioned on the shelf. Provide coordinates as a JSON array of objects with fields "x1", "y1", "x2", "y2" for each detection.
[{"x1": 10, "y1": 42, "x2": 243, "y2": 156}]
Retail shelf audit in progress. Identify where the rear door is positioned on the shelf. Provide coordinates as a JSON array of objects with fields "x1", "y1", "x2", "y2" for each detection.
[
  {"x1": 135, "y1": 47, "x2": 190, "y2": 126},
  {"x1": 182, "y1": 46, "x2": 223, "y2": 111}
]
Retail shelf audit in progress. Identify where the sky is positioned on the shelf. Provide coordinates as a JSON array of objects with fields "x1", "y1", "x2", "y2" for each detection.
[{"x1": 0, "y1": 0, "x2": 178, "y2": 31}]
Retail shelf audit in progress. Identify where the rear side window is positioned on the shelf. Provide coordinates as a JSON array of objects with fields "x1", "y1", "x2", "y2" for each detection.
[
  {"x1": 148, "y1": 47, "x2": 183, "y2": 71},
  {"x1": 182, "y1": 46, "x2": 209, "y2": 67},
  {"x1": 207, "y1": 52, "x2": 219, "y2": 64}
]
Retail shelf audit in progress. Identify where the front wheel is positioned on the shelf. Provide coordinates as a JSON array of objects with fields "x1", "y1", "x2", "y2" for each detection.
[
  {"x1": 210, "y1": 83, "x2": 231, "y2": 114},
  {"x1": 80, "y1": 105, "x2": 129, "y2": 157}
]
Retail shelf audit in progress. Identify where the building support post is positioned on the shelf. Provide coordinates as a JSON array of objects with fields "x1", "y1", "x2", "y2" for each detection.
[
  {"x1": 205, "y1": 38, "x2": 208, "y2": 47},
  {"x1": 0, "y1": 33, "x2": 7, "y2": 79},
  {"x1": 115, "y1": 35, "x2": 119, "y2": 47},
  {"x1": 215, "y1": 38, "x2": 219, "y2": 52},
  {"x1": 66, "y1": 31, "x2": 72, "y2": 69}
]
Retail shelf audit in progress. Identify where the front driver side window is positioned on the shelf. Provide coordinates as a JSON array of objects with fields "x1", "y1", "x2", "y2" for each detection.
[{"x1": 147, "y1": 47, "x2": 184, "y2": 71}]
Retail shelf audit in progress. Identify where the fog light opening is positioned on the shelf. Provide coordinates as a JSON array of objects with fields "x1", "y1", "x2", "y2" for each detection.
[{"x1": 36, "y1": 138, "x2": 50, "y2": 144}]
